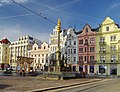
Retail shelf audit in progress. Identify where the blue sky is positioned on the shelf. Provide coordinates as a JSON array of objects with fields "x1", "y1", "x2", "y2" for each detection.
[{"x1": 0, "y1": 0, "x2": 120, "y2": 42}]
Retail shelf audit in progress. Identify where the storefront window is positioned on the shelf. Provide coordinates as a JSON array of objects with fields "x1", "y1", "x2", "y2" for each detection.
[
  {"x1": 79, "y1": 66, "x2": 83, "y2": 71},
  {"x1": 90, "y1": 66, "x2": 94, "y2": 73},
  {"x1": 99, "y1": 65, "x2": 105, "y2": 73}
]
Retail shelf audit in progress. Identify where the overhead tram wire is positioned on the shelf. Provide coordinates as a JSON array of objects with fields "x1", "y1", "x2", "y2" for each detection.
[
  {"x1": 11, "y1": 0, "x2": 57, "y2": 26},
  {"x1": 0, "y1": 0, "x2": 79, "y2": 20}
]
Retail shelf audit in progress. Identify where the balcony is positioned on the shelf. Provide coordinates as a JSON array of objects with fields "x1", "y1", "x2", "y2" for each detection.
[
  {"x1": 99, "y1": 50, "x2": 106, "y2": 53},
  {"x1": 100, "y1": 60, "x2": 105, "y2": 62},
  {"x1": 99, "y1": 42, "x2": 106, "y2": 45},
  {"x1": 84, "y1": 43, "x2": 89, "y2": 45},
  {"x1": 111, "y1": 60, "x2": 118, "y2": 63}
]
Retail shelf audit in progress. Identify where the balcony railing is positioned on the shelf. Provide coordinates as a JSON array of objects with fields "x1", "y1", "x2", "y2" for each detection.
[
  {"x1": 99, "y1": 42, "x2": 106, "y2": 45},
  {"x1": 99, "y1": 50, "x2": 106, "y2": 53},
  {"x1": 84, "y1": 43, "x2": 89, "y2": 45}
]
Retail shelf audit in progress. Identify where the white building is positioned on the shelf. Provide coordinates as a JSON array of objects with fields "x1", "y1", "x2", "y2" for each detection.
[
  {"x1": 0, "y1": 38, "x2": 10, "y2": 68},
  {"x1": 49, "y1": 25, "x2": 78, "y2": 71},
  {"x1": 49, "y1": 25, "x2": 64, "y2": 59},
  {"x1": 28, "y1": 41, "x2": 49, "y2": 71},
  {"x1": 62, "y1": 28, "x2": 78, "y2": 71},
  {"x1": 9, "y1": 35, "x2": 42, "y2": 68}
]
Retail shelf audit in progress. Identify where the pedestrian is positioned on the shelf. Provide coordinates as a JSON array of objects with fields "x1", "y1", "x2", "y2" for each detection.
[
  {"x1": 21, "y1": 65, "x2": 25, "y2": 76},
  {"x1": 17, "y1": 65, "x2": 21, "y2": 73}
]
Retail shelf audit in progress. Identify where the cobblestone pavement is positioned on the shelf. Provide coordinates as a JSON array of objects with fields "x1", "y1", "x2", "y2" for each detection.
[
  {"x1": 59, "y1": 79, "x2": 120, "y2": 92},
  {"x1": 0, "y1": 76, "x2": 98, "y2": 92}
]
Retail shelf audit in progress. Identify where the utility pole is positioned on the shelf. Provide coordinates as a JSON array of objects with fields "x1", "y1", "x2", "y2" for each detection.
[{"x1": 56, "y1": 19, "x2": 61, "y2": 72}]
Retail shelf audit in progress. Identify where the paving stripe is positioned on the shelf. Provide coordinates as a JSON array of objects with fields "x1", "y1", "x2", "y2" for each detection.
[{"x1": 27, "y1": 79, "x2": 104, "y2": 92}]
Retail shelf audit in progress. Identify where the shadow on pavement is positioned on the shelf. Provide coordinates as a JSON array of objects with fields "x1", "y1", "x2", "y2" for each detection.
[{"x1": 0, "y1": 84, "x2": 11, "y2": 89}]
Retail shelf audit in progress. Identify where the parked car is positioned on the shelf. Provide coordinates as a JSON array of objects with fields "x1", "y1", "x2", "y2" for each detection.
[{"x1": 3, "y1": 68, "x2": 13, "y2": 76}]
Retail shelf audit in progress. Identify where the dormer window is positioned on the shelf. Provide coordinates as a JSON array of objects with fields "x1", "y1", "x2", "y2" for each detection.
[
  {"x1": 106, "y1": 26, "x2": 109, "y2": 31},
  {"x1": 86, "y1": 28, "x2": 88, "y2": 33},
  {"x1": 44, "y1": 46, "x2": 46, "y2": 49},
  {"x1": 34, "y1": 47, "x2": 36, "y2": 50}
]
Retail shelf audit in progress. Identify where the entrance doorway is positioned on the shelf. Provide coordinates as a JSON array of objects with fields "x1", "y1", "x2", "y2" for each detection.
[
  {"x1": 110, "y1": 64, "x2": 117, "y2": 75},
  {"x1": 79, "y1": 66, "x2": 83, "y2": 72},
  {"x1": 90, "y1": 65, "x2": 94, "y2": 73}
]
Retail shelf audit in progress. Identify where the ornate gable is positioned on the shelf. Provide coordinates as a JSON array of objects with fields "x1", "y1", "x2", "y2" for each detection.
[
  {"x1": 102, "y1": 17, "x2": 114, "y2": 25},
  {"x1": 80, "y1": 24, "x2": 93, "y2": 35},
  {"x1": 99, "y1": 17, "x2": 119, "y2": 33}
]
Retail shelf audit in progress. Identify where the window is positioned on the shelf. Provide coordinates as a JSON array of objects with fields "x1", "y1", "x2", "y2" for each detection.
[
  {"x1": 68, "y1": 49, "x2": 70, "y2": 54},
  {"x1": 42, "y1": 54, "x2": 44, "y2": 57},
  {"x1": 85, "y1": 39, "x2": 88, "y2": 45},
  {"x1": 65, "y1": 42, "x2": 67, "y2": 46},
  {"x1": 74, "y1": 57, "x2": 76, "y2": 62},
  {"x1": 106, "y1": 26, "x2": 109, "y2": 31},
  {"x1": 74, "y1": 49, "x2": 76, "y2": 53},
  {"x1": 100, "y1": 37, "x2": 105, "y2": 42},
  {"x1": 79, "y1": 48, "x2": 83, "y2": 53},
  {"x1": 111, "y1": 45, "x2": 116, "y2": 51},
  {"x1": 85, "y1": 47, "x2": 87, "y2": 52},
  {"x1": 74, "y1": 41, "x2": 76, "y2": 45},
  {"x1": 111, "y1": 55, "x2": 116, "y2": 62},
  {"x1": 99, "y1": 65, "x2": 105, "y2": 73},
  {"x1": 100, "y1": 46, "x2": 106, "y2": 51},
  {"x1": 90, "y1": 47, "x2": 94, "y2": 52},
  {"x1": 79, "y1": 39, "x2": 83, "y2": 45},
  {"x1": 79, "y1": 56, "x2": 83, "y2": 62},
  {"x1": 84, "y1": 56, "x2": 86, "y2": 61},
  {"x1": 110, "y1": 35, "x2": 116, "y2": 41},
  {"x1": 71, "y1": 49, "x2": 72, "y2": 54},
  {"x1": 69, "y1": 41, "x2": 71, "y2": 45},
  {"x1": 34, "y1": 47, "x2": 36, "y2": 50},
  {"x1": 38, "y1": 60, "x2": 40, "y2": 64},
  {"x1": 100, "y1": 56, "x2": 105, "y2": 62},
  {"x1": 90, "y1": 38, "x2": 95, "y2": 44},
  {"x1": 44, "y1": 46, "x2": 46, "y2": 49},
  {"x1": 90, "y1": 56, "x2": 94, "y2": 61},
  {"x1": 42, "y1": 59, "x2": 44, "y2": 63},
  {"x1": 46, "y1": 59, "x2": 48, "y2": 63},
  {"x1": 86, "y1": 28, "x2": 88, "y2": 33}
]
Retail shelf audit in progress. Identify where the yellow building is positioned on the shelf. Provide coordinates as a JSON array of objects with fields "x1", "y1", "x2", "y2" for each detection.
[{"x1": 96, "y1": 17, "x2": 120, "y2": 76}]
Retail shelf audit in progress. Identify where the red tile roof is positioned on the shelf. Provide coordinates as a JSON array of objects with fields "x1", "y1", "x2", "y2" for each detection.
[{"x1": 0, "y1": 38, "x2": 10, "y2": 44}]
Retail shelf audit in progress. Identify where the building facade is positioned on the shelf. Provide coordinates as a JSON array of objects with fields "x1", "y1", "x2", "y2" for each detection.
[
  {"x1": 0, "y1": 38, "x2": 10, "y2": 68},
  {"x1": 49, "y1": 25, "x2": 79, "y2": 71},
  {"x1": 28, "y1": 41, "x2": 49, "y2": 70},
  {"x1": 62, "y1": 28, "x2": 78, "y2": 71},
  {"x1": 49, "y1": 25, "x2": 65, "y2": 66},
  {"x1": 9, "y1": 35, "x2": 41, "y2": 68},
  {"x1": 96, "y1": 17, "x2": 120, "y2": 76},
  {"x1": 78, "y1": 24, "x2": 97, "y2": 74}
]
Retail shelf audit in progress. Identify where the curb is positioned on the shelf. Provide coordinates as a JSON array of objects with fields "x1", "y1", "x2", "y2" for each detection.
[{"x1": 27, "y1": 79, "x2": 103, "y2": 92}]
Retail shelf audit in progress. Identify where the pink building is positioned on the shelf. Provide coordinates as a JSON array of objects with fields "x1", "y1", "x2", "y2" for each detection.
[{"x1": 78, "y1": 24, "x2": 98, "y2": 74}]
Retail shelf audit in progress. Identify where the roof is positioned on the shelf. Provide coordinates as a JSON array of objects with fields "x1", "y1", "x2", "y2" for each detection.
[
  {"x1": 91, "y1": 26, "x2": 100, "y2": 32},
  {"x1": 115, "y1": 23, "x2": 120, "y2": 28},
  {"x1": 0, "y1": 38, "x2": 10, "y2": 44},
  {"x1": 74, "y1": 30, "x2": 82, "y2": 35}
]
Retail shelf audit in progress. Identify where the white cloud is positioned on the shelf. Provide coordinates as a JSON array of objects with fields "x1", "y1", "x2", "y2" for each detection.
[
  {"x1": 109, "y1": 3, "x2": 120, "y2": 9},
  {"x1": 0, "y1": 24, "x2": 50, "y2": 42},
  {"x1": 34, "y1": 32, "x2": 49, "y2": 43},
  {"x1": 0, "y1": 24, "x2": 25, "y2": 41},
  {"x1": 0, "y1": 0, "x2": 29, "y2": 5}
]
